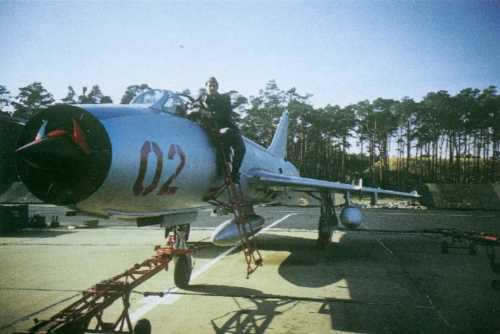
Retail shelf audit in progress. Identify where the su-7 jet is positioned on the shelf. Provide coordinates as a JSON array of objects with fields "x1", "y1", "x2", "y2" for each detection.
[{"x1": 15, "y1": 89, "x2": 419, "y2": 287}]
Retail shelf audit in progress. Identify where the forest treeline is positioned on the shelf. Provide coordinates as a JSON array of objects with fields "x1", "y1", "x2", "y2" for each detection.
[{"x1": 1, "y1": 81, "x2": 499, "y2": 191}]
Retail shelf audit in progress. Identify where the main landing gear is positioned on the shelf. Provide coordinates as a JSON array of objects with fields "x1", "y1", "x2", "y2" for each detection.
[
  {"x1": 317, "y1": 191, "x2": 338, "y2": 249},
  {"x1": 165, "y1": 223, "x2": 193, "y2": 289}
]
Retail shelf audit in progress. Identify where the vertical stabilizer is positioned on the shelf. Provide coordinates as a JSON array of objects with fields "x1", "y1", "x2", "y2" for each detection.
[{"x1": 268, "y1": 110, "x2": 289, "y2": 158}]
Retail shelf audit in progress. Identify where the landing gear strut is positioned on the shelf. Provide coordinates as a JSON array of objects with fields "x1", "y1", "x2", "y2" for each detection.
[{"x1": 317, "y1": 191, "x2": 338, "y2": 249}]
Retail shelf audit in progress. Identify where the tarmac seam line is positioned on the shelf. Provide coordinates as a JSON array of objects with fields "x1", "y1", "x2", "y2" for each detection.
[
  {"x1": 0, "y1": 293, "x2": 80, "y2": 331},
  {"x1": 374, "y1": 236, "x2": 458, "y2": 333},
  {"x1": 164, "y1": 291, "x2": 435, "y2": 310}
]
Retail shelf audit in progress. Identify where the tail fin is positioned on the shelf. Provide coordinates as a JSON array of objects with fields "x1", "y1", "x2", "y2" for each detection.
[{"x1": 268, "y1": 109, "x2": 289, "y2": 158}]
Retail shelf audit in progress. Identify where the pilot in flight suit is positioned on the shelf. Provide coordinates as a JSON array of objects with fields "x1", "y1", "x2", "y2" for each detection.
[{"x1": 196, "y1": 77, "x2": 246, "y2": 183}]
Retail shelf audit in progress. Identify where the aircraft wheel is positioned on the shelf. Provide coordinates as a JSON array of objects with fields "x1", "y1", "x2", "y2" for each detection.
[
  {"x1": 441, "y1": 241, "x2": 449, "y2": 254},
  {"x1": 468, "y1": 241, "x2": 478, "y2": 255},
  {"x1": 174, "y1": 254, "x2": 192, "y2": 289},
  {"x1": 134, "y1": 318, "x2": 152, "y2": 334}
]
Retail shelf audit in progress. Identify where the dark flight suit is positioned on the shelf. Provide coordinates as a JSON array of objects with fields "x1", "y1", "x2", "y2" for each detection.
[{"x1": 198, "y1": 93, "x2": 246, "y2": 181}]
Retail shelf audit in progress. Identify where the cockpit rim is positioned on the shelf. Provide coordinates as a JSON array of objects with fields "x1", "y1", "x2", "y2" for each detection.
[{"x1": 130, "y1": 89, "x2": 188, "y2": 117}]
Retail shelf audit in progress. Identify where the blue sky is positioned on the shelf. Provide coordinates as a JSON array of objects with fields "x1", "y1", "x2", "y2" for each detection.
[{"x1": 1, "y1": 0, "x2": 499, "y2": 109}]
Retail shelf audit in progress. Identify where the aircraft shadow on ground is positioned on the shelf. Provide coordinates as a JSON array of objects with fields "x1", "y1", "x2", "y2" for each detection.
[
  {"x1": 208, "y1": 296, "x2": 298, "y2": 334},
  {"x1": 192, "y1": 232, "x2": 496, "y2": 334},
  {"x1": 184, "y1": 283, "x2": 263, "y2": 297},
  {"x1": 183, "y1": 233, "x2": 447, "y2": 334},
  {"x1": 185, "y1": 233, "x2": 401, "y2": 333},
  {"x1": 180, "y1": 233, "x2": 498, "y2": 333},
  {"x1": 184, "y1": 284, "x2": 299, "y2": 334},
  {"x1": 254, "y1": 232, "x2": 499, "y2": 334},
  {"x1": 256, "y1": 233, "x2": 379, "y2": 288}
]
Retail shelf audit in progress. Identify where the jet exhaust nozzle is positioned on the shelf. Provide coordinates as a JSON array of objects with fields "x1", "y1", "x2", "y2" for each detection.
[
  {"x1": 211, "y1": 214, "x2": 265, "y2": 246},
  {"x1": 340, "y1": 206, "x2": 362, "y2": 229}
]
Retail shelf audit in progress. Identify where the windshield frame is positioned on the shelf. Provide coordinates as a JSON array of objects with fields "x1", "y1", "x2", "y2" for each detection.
[{"x1": 130, "y1": 89, "x2": 187, "y2": 117}]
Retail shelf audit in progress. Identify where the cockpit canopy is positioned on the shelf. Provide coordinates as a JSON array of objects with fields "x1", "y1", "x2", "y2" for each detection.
[{"x1": 130, "y1": 90, "x2": 187, "y2": 117}]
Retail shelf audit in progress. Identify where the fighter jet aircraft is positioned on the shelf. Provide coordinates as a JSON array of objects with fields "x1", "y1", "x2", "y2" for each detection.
[{"x1": 15, "y1": 89, "x2": 418, "y2": 286}]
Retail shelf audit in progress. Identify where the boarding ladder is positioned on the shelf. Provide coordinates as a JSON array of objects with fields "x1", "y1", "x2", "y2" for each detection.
[{"x1": 205, "y1": 125, "x2": 263, "y2": 278}]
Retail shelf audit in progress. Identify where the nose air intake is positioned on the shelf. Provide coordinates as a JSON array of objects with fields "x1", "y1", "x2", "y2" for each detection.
[{"x1": 16, "y1": 104, "x2": 112, "y2": 205}]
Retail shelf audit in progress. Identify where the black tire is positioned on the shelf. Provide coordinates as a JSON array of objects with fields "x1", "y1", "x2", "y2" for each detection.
[
  {"x1": 133, "y1": 318, "x2": 152, "y2": 334},
  {"x1": 174, "y1": 255, "x2": 192, "y2": 289}
]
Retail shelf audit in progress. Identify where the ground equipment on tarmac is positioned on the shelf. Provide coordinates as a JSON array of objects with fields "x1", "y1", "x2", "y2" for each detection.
[
  {"x1": 425, "y1": 228, "x2": 500, "y2": 289},
  {"x1": 15, "y1": 231, "x2": 203, "y2": 334}
]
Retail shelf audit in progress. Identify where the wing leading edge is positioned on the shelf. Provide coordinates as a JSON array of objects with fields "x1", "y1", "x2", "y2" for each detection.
[{"x1": 247, "y1": 169, "x2": 419, "y2": 198}]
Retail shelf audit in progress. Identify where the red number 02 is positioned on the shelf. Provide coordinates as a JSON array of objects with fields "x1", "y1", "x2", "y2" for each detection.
[{"x1": 133, "y1": 141, "x2": 186, "y2": 196}]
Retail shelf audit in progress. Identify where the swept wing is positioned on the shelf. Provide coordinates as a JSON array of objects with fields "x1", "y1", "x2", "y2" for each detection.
[{"x1": 247, "y1": 169, "x2": 419, "y2": 198}]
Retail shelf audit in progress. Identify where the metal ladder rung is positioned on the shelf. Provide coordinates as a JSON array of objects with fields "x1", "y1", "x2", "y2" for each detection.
[{"x1": 207, "y1": 125, "x2": 263, "y2": 277}]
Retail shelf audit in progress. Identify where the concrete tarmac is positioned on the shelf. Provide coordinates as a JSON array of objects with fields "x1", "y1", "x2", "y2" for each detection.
[{"x1": 0, "y1": 206, "x2": 499, "y2": 333}]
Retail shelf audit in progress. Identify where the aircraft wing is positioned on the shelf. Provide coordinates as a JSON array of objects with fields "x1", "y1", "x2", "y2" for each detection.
[{"x1": 247, "y1": 169, "x2": 419, "y2": 198}]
